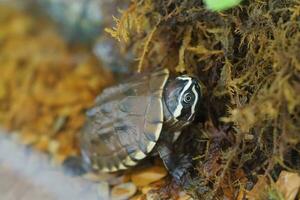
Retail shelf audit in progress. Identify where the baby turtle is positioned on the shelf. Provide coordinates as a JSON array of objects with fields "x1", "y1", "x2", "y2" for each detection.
[{"x1": 64, "y1": 68, "x2": 202, "y2": 182}]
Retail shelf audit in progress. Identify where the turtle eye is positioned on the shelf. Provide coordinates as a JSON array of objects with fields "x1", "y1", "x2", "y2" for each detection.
[{"x1": 183, "y1": 92, "x2": 193, "y2": 104}]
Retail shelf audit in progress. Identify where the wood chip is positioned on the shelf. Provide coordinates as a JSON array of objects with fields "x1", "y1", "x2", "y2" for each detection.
[
  {"x1": 111, "y1": 182, "x2": 137, "y2": 200},
  {"x1": 130, "y1": 194, "x2": 145, "y2": 200},
  {"x1": 131, "y1": 166, "x2": 167, "y2": 187},
  {"x1": 83, "y1": 172, "x2": 117, "y2": 182},
  {"x1": 275, "y1": 171, "x2": 300, "y2": 200},
  {"x1": 141, "y1": 186, "x2": 155, "y2": 194},
  {"x1": 246, "y1": 176, "x2": 269, "y2": 200},
  {"x1": 109, "y1": 174, "x2": 131, "y2": 186}
]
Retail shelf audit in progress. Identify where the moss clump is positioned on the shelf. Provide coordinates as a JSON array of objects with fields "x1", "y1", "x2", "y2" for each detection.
[{"x1": 107, "y1": 0, "x2": 300, "y2": 198}]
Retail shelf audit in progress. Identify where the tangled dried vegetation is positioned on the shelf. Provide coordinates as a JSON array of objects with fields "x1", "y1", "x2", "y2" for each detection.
[{"x1": 106, "y1": 0, "x2": 300, "y2": 199}]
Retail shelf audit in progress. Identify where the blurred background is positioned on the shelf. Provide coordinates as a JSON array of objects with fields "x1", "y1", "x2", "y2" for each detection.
[{"x1": 0, "y1": 1, "x2": 135, "y2": 200}]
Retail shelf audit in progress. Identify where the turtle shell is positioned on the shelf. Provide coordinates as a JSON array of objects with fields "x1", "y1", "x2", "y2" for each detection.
[{"x1": 80, "y1": 68, "x2": 170, "y2": 172}]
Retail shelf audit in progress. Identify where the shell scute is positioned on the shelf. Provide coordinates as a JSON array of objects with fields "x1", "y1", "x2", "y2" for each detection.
[
  {"x1": 80, "y1": 68, "x2": 169, "y2": 172},
  {"x1": 145, "y1": 97, "x2": 163, "y2": 124}
]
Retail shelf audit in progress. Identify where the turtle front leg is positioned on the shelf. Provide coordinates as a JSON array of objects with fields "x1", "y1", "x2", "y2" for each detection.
[{"x1": 156, "y1": 140, "x2": 193, "y2": 187}]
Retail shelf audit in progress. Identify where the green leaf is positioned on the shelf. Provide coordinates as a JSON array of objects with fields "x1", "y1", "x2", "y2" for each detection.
[{"x1": 204, "y1": 0, "x2": 243, "y2": 11}]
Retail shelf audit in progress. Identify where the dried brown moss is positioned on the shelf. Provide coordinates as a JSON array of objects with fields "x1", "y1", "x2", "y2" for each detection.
[{"x1": 108, "y1": 0, "x2": 300, "y2": 198}]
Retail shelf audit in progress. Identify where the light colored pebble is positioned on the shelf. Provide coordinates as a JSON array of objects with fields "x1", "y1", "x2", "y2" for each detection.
[{"x1": 98, "y1": 181, "x2": 110, "y2": 200}]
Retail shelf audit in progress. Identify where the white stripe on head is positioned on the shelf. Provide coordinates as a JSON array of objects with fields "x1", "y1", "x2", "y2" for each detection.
[
  {"x1": 173, "y1": 76, "x2": 193, "y2": 118},
  {"x1": 188, "y1": 85, "x2": 199, "y2": 120}
]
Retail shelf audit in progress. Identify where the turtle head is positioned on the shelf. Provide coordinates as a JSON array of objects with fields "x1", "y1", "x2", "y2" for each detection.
[{"x1": 163, "y1": 75, "x2": 202, "y2": 126}]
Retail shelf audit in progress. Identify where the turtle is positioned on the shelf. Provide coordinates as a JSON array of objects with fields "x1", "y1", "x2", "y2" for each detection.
[{"x1": 64, "y1": 68, "x2": 203, "y2": 183}]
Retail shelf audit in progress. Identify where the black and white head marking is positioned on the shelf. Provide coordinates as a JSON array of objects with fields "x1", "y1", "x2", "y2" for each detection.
[
  {"x1": 173, "y1": 76, "x2": 200, "y2": 120},
  {"x1": 163, "y1": 75, "x2": 202, "y2": 125}
]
